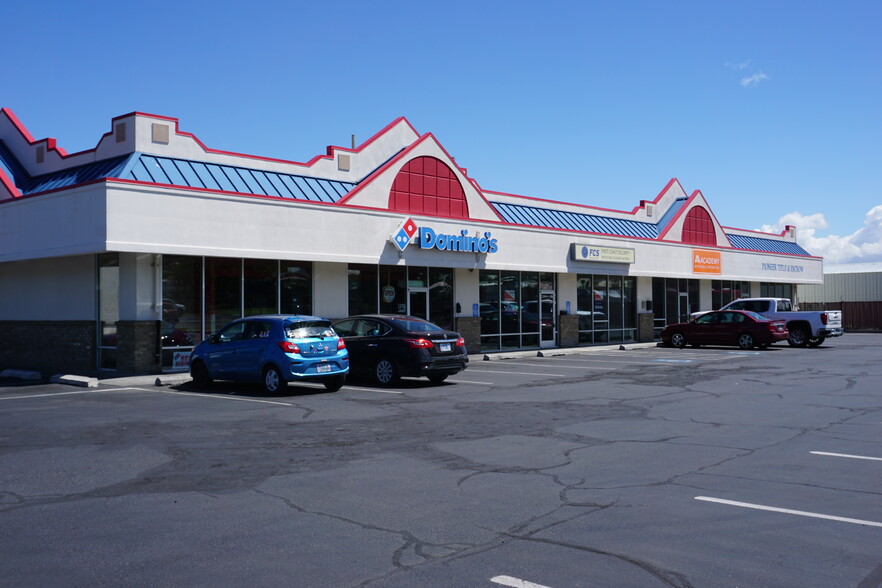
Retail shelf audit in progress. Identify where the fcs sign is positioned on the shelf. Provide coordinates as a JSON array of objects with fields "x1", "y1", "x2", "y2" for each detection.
[{"x1": 390, "y1": 217, "x2": 499, "y2": 254}]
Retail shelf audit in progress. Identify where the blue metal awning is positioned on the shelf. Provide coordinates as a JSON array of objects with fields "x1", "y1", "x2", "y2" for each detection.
[
  {"x1": 492, "y1": 201, "x2": 659, "y2": 239},
  {"x1": 0, "y1": 148, "x2": 356, "y2": 203},
  {"x1": 726, "y1": 233, "x2": 812, "y2": 256}
]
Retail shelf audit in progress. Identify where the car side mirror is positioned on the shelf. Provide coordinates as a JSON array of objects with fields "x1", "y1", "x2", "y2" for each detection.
[{"x1": 209, "y1": 334, "x2": 220, "y2": 344}]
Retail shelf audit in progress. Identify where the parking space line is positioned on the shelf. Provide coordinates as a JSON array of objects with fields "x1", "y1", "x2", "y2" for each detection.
[
  {"x1": 0, "y1": 389, "x2": 141, "y2": 401},
  {"x1": 151, "y1": 389, "x2": 294, "y2": 405},
  {"x1": 491, "y1": 575, "x2": 552, "y2": 588},
  {"x1": 447, "y1": 379, "x2": 495, "y2": 385},
  {"x1": 532, "y1": 357, "x2": 656, "y2": 365},
  {"x1": 467, "y1": 368, "x2": 569, "y2": 377},
  {"x1": 695, "y1": 496, "x2": 882, "y2": 528},
  {"x1": 341, "y1": 386, "x2": 403, "y2": 394},
  {"x1": 483, "y1": 361, "x2": 610, "y2": 370},
  {"x1": 810, "y1": 451, "x2": 882, "y2": 462}
]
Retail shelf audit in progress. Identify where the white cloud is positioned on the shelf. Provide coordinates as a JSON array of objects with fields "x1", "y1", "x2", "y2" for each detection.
[
  {"x1": 758, "y1": 206, "x2": 882, "y2": 263},
  {"x1": 740, "y1": 72, "x2": 769, "y2": 87},
  {"x1": 725, "y1": 60, "x2": 752, "y2": 70}
]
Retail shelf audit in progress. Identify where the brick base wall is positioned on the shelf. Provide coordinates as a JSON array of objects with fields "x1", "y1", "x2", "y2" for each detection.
[
  {"x1": 116, "y1": 321, "x2": 161, "y2": 374},
  {"x1": 559, "y1": 314, "x2": 579, "y2": 347},
  {"x1": 0, "y1": 321, "x2": 95, "y2": 375},
  {"x1": 455, "y1": 316, "x2": 481, "y2": 354}
]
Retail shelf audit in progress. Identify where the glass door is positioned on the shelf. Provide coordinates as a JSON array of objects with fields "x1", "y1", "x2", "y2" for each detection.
[
  {"x1": 540, "y1": 290, "x2": 556, "y2": 348},
  {"x1": 408, "y1": 288, "x2": 429, "y2": 320}
]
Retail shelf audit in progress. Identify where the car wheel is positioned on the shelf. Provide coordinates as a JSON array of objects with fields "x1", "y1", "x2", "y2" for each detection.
[
  {"x1": 427, "y1": 374, "x2": 448, "y2": 384},
  {"x1": 191, "y1": 360, "x2": 212, "y2": 388},
  {"x1": 807, "y1": 336, "x2": 826, "y2": 347},
  {"x1": 788, "y1": 327, "x2": 808, "y2": 347},
  {"x1": 263, "y1": 365, "x2": 285, "y2": 394},
  {"x1": 374, "y1": 358, "x2": 399, "y2": 386},
  {"x1": 738, "y1": 333, "x2": 755, "y2": 349},
  {"x1": 670, "y1": 332, "x2": 687, "y2": 348},
  {"x1": 323, "y1": 375, "x2": 345, "y2": 392}
]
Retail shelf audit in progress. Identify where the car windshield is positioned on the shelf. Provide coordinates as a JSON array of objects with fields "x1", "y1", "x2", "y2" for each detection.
[
  {"x1": 285, "y1": 320, "x2": 335, "y2": 339},
  {"x1": 390, "y1": 318, "x2": 445, "y2": 332}
]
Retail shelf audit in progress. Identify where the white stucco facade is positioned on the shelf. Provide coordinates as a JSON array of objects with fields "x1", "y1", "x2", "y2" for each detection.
[{"x1": 0, "y1": 107, "x2": 823, "y2": 373}]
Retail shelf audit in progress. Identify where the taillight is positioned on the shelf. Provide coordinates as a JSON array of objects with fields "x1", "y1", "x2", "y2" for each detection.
[
  {"x1": 821, "y1": 313, "x2": 828, "y2": 325},
  {"x1": 278, "y1": 341, "x2": 300, "y2": 354},
  {"x1": 337, "y1": 338, "x2": 346, "y2": 350},
  {"x1": 455, "y1": 337, "x2": 465, "y2": 347},
  {"x1": 404, "y1": 338, "x2": 434, "y2": 349}
]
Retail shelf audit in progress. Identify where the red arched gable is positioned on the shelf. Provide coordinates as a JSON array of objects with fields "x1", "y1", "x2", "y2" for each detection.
[
  {"x1": 682, "y1": 206, "x2": 716, "y2": 245},
  {"x1": 389, "y1": 156, "x2": 469, "y2": 218}
]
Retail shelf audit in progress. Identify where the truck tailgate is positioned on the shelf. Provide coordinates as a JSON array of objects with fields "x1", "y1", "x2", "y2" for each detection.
[{"x1": 825, "y1": 310, "x2": 843, "y2": 329}]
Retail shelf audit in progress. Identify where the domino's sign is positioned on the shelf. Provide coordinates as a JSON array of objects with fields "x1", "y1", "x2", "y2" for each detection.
[{"x1": 391, "y1": 217, "x2": 499, "y2": 254}]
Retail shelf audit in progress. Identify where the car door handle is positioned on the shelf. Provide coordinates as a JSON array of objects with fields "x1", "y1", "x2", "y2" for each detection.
[{"x1": 367, "y1": 343, "x2": 378, "y2": 347}]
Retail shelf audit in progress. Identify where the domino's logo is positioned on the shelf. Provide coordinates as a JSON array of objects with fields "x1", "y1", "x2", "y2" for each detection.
[{"x1": 391, "y1": 217, "x2": 419, "y2": 251}]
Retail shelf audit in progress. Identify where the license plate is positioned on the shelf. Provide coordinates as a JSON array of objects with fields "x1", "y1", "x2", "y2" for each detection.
[
  {"x1": 439, "y1": 343, "x2": 451, "y2": 352},
  {"x1": 317, "y1": 364, "x2": 331, "y2": 373}
]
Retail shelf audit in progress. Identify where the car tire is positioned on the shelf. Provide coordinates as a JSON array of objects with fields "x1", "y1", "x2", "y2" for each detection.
[
  {"x1": 738, "y1": 333, "x2": 755, "y2": 349},
  {"x1": 263, "y1": 365, "x2": 285, "y2": 394},
  {"x1": 670, "y1": 332, "x2": 687, "y2": 348},
  {"x1": 787, "y1": 327, "x2": 808, "y2": 347},
  {"x1": 323, "y1": 375, "x2": 345, "y2": 392},
  {"x1": 191, "y1": 360, "x2": 212, "y2": 388},
  {"x1": 428, "y1": 374, "x2": 448, "y2": 384},
  {"x1": 374, "y1": 358, "x2": 399, "y2": 386},
  {"x1": 807, "y1": 336, "x2": 826, "y2": 347}
]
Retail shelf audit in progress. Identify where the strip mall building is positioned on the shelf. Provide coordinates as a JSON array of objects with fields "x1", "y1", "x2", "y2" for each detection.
[{"x1": 0, "y1": 108, "x2": 823, "y2": 375}]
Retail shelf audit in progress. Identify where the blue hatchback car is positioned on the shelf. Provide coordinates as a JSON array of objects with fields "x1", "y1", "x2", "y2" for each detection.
[{"x1": 189, "y1": 315, "x2": 349, "y2": 393}]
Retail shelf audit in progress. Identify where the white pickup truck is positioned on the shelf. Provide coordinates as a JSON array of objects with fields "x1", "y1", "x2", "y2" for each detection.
[{"x1": 690, "y1": 298, "x2": 844, "y2": 347}]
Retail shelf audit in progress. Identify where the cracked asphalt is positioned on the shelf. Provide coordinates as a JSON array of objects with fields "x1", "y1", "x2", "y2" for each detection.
[{"x1": 1, "y1": 334, "x2": 880, "y2": 587}]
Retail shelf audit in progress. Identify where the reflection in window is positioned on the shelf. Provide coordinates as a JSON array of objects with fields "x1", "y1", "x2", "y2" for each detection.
[
  {"x1": 98, "y1": 253, "x2": 119, "y2": 369},
  {"x1": 379, "y1": 265, "x2": 407, "y2": 315},
  {"x1": 479, "y1": 270, "x2": 548, "y2": 351},
  {"x1": 348, "y1": 264, "x2": 378, "y2": 316},
  {"x1": 281, "y1": 261, "x2": 312, "y2": 315},
  {"x1": 651, "y1": 277, "x2": 699, "y2": 338},
  {"x1": 205, "y1": 257, "x2": 241, "y2": 334},
  {"x1": 245, "y1": 259, "x2": 278, "y2": 316},
  {"x1": 577, "y1": 274, "x2": 637, "y2": 345}
]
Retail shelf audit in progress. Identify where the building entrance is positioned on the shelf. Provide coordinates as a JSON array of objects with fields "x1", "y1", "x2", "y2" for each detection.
[{"x1": 408, "y1": 288, "x2": 429, "y2": 320}]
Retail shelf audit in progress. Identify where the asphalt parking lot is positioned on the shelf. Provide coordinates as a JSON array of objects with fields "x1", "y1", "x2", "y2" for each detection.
[{"x1": 1, "y1": 334, "x2": 880, "y2": 587}]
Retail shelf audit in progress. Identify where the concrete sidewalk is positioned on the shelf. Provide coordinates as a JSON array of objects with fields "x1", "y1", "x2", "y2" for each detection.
[{"x1": 4, "y1": 341, "x2": 662, "y2": 388}]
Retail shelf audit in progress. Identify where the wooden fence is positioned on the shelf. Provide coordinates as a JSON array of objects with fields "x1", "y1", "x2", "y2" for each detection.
[{"x1": 800, "y1": 301, "x2": 882, "y2": 332}]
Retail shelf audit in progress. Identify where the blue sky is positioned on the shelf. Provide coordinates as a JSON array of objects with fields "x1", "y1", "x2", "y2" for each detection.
[{"x1": 4, "y1": 0, "x2": 881, "y2": 263}]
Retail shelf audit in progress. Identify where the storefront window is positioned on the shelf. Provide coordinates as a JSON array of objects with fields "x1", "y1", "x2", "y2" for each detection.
[
  {"x1": 281, "y1": 261, "x2": 312, "y2": 315},
  {"x1": 348, "y1": 264, "x2": 378, "y2": 316},
  {"x1": 712, "y1": 280, "x2": 750, "y2": 310},
  {"x1": 428, "y1": 268, "x2": 454, "y2": 330},
  {"x1": 347, "y1": 265, "x2": 453, "y2": 326},
  {"x1": 479, "y1": 270, "x2": 500, "y2": 346},
  {"x1": 205, "y1": 257, "x2": 241, "y2": 334},
  {"x1": 161, "y1": 255, "x2": 202, "y2": 370},
  {"x1": 97, "y1": 253, "x2": 119, "y2": 370},
  {"x1": 245, "y1": 259, "x2": 278, "y2": 316},
  {"x1": 652, "y1": 277, "x2": 699, "y2": 338},
  {"x1": 577, "y1": 274, "x2": 637, "y2": 345},
  {"x1": 761, "y1": 282, "x2": 792, "y2": 300},
  {"x1": 480, "y1": 270, "x2": 551, "y2": 351},
  {"x1": 379, "y1": 265, "x2": 407, "y2": 315}
]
